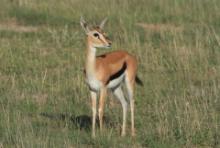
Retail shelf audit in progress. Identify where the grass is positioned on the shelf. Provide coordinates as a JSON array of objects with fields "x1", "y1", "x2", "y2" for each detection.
[{"x1": 0, "y1": 0, "x2": 220, "y2": 147}]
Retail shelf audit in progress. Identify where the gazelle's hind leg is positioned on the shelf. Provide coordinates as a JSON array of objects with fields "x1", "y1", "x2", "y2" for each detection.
[
  {"x1": 125, "y1": 74, "x2": 136, "y2": 137},
  {"x1": 113, "y1": 87, "x2": 128, "y2": 136}
]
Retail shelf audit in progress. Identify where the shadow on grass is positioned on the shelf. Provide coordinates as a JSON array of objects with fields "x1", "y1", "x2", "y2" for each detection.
[{"x1": 39, "y1": 113, "x2": 114, "y2": 131}]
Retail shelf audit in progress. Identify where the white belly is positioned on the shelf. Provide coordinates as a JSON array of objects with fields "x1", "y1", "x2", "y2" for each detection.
[{"x1": 107, "y1": 73, "x2": 125, "y2": 89}]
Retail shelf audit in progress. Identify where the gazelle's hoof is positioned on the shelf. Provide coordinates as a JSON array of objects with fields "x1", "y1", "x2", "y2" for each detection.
[
  {"x1": 131, "y1": 131, "x2": 136, "y2": 137},
  {"x1": 121, "y1": 132, "x2": 126, "y2": 137}
]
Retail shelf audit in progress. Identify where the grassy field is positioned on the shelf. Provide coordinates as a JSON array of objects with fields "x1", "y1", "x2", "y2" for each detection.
[{"x1": 0, "y1": 0, "x2": 220, "y2": 147}]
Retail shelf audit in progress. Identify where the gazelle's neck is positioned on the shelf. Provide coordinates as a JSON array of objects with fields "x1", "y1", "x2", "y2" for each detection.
[{"x1": 86, "y1": 41, "x2": 97, "y2": 75}]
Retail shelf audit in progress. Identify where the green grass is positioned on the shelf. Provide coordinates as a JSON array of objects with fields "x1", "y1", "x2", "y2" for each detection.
[{"x1": 0, "y1": 0, "x2": 220, "y2": 147}]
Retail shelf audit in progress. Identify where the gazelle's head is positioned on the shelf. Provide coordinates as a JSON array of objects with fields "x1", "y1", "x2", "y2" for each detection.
[{"x1": 80, "y1": 17, "x2": 112, "y2": 48}]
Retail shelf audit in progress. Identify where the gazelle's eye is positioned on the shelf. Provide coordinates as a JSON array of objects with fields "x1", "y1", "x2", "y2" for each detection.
[{"x1": 93, "y1": 33, "x2": 99, "y2": 38}]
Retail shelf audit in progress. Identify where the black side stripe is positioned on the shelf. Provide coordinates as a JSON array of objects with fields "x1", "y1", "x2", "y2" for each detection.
[{"x1": 106, "y1": 62, "x2": 127, "y2": 85}]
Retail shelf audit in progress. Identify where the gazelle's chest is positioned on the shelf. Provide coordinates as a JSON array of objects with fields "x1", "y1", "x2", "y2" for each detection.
[{"x1": 86, "y1": 74, "x2": 102, "y2": 92}]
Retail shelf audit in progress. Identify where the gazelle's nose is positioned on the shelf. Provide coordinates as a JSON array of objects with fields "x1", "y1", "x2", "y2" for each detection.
[{"x1": 106, "y1": 42, "x2": 112, "y2": 48}]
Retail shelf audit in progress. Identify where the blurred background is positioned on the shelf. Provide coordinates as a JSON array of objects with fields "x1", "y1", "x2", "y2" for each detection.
[{"x1": 0, "y1": 0, "x2": 220, "y2": 147}]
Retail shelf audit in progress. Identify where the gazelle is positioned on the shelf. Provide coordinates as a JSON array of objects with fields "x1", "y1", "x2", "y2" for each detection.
[{"x1": 80, "y1": 17, "x2": 143, "y2": 137}]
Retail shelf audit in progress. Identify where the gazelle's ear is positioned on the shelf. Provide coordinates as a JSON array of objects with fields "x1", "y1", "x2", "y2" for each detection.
[
  {"x1": 99, "y1": 17, "x2": 108, "y2": 30},
  {"x1": 80, "y1": 16, "x2": 90, "y2": 33}
]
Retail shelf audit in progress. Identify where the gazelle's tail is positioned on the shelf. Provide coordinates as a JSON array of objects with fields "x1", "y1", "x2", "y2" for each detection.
[{"x1": 135, "y1": 76, "x2": 143, "y2": 86}]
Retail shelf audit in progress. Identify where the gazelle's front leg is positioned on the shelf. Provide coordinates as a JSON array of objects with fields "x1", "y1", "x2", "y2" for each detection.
[
  {"x1": 90, "y1": 91, "x2": 97, "y2": 137},
  {"x1": 99, "y1": 87, "x2": 107, "y2": 131}
]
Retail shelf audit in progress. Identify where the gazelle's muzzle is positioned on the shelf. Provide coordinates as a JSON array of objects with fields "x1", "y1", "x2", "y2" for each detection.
[
  {"x1": 107, "y1": 42, "x2": 112, "y2": 47},
  {"x1": 106, "y1": 39, "x2": 112, "y2": 48}
]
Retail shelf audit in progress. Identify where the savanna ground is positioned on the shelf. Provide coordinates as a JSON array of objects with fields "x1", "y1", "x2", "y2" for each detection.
[{"x1": 0, "y1": 0, "x2": 220, "y2": 147}]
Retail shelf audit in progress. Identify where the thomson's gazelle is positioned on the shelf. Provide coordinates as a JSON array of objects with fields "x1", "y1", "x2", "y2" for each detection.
[{"x1": 80, "y1": 17, "x2": 143, "y2": 137}]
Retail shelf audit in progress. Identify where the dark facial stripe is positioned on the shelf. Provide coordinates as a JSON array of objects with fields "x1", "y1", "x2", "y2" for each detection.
[{"x1": 98, "y1": 35, "x2": 107, "y2": 44}]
